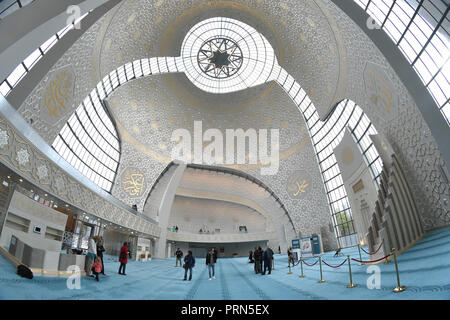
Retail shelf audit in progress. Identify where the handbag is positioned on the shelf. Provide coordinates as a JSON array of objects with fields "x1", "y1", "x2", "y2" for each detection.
[{"x1": 87, "y1": 252, "x2": 95, "y2": 260}]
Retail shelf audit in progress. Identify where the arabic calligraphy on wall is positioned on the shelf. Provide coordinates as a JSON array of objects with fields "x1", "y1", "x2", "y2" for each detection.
[
  {"x1": 363, "y1": 61, "x2": 398, "y2": 117},
  {"x1": 41, "y1": 66, "x2": 75, "y2": 123},
  {"x1": 121, "y1": 167, "x2": 147, "y2": 197},
  {"x1": 286, "y1": 170, "x2": 312, "y2": 199}
]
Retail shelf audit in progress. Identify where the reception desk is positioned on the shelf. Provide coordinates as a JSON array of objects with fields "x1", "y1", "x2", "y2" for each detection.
[{"x1": 5, "y1": 235, "x2": 85, "y2": 277}]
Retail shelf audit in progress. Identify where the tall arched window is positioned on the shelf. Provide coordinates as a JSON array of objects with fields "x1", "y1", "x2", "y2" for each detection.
[
  {"x1": 308, "y1": 99, "x2": 383, "y2": 246},
  {"x1": 354, "y1": 0, "x2": 450, "y2": 124},
  {"x1": 52, "y1": 89, "x2": 121, "y2": 192}
]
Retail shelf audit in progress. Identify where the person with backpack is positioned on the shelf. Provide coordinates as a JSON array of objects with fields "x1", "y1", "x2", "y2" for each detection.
[
  {"x1": 183, "y1": 250, "x2": 195, "y2": 281},
  {"x1": 118, "y1": 242, "x2": 128, "y2": 275},
  {"x1": 206, "y1": 247, "x2": 217, "y2": 280},
  {"x1": 175, "y1": 248, "x2": 183, "y2": 267}
]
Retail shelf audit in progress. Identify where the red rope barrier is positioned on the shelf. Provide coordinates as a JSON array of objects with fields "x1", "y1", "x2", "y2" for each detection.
[
  {"x1": 302, "y1": 259, "x2": 319, "y2": 267},
  {"x1": 321, "y1": 258, "x2": 347, "y2": 269},
  {"x1": 351, "y1": 253, "x2": 391, "y2": 264},
  {"x1": 360, "y1": 242, "x2": 383, "y2": 255}
]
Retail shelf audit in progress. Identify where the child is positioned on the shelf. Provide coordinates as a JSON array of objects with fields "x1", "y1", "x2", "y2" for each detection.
[{"x1": 91, "y1": 256, "x2": 102, "y2": 282}]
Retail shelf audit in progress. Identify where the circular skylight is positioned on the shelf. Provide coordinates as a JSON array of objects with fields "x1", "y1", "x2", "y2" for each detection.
[
  {"x1": 197, "y1": 37, "x2": 243, "y2": 79},
  {"x1": 180, "y1": 17, "x2": 278, "y2": 94}
]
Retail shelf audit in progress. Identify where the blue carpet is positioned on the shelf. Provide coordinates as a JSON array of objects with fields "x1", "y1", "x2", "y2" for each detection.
[{"x1": 0, "y1": 227, "x2": 449, "y2": 300}]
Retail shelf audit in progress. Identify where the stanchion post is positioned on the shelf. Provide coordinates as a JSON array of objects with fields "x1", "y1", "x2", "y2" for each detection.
[
  {"x1": 358, "y1": 244, "x2": 363, "y2": 266},
  {"x1": 299, "y1": 258, "x2": 305, "y2": 278},
  {"x1": 392, "y1": 248, "x2": 406, "y2": 293},
  {"x1": 288, "y1": 263, "x2": 293, "y2": 274},
  {"x1": 346, "y1": 255, "x2": 356, "y2": 288},
  {"x1": 318, "y1": 256, "x2": 325, "y2": 283}
]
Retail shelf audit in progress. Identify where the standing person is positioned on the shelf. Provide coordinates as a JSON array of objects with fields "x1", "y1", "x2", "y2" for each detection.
[
  {"x1": 86, "y1": 236, "x2": 97, "y2": 277},
  {"x1": 96, "y1": 236, "x2": 106, "y2": 275},
  {"x1": 175, "y1": 248, "x2": 183, "y2": 267},
  {"x1": 254, "y1": 246, "x2": 263, "y2": 274},
  {"x1": 127, "y1": 242, "x2": 132, "y2": 260},
  {"x1": 183, "y1": 250, "x2": 195, "y2": 281},
  {"x1": 118, "y1": 242, "x2": 128, "y2": 275},
  {"x1": 262, "y1": 246, "x2": 273, "y2": 275},
  {"x1": 91, "y1": 256, "x2": 102, "y2": 282},
  {"x1": 269, "y1": 246, "x2": 274, "y2": 270},
  {"x1": 206, "y1": 248, "x2": 217, "y2": 280},
  {"x1": 287, "y1": 246, "x2": 295, "y2": 267}
]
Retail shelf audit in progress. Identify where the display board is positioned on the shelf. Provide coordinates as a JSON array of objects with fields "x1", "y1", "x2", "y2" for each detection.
[{"x1": 300, "y1": 237, "x2": 313, "y2": 257}]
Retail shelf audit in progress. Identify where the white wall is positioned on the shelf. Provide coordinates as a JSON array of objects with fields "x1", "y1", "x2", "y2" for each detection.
[
  {"x1": 0, "y1": 191, "x2": 67, "y2": 251},
  {"x1": 334, "y1": 130, "x2": 378, "y2": 244},
  {"x1": 169, "y1": 196, "x2": 267, "y2": 234},
  {"x1": 170, "y1": 241, "x2": 268, "y2": 258}
]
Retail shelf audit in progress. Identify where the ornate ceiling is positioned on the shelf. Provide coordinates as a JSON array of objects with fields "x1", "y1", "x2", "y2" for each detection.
[
  {"x1": 15, "y1": 0, "x2": 450, "y2": 237},
  {"x1": 97, "y1": 0, "x2": 344, "y2": 116}
]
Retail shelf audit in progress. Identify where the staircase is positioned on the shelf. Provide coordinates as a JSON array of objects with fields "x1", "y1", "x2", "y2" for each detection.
[{"x1": 366, "y1": 154, "x2": 425, "y2": 261}]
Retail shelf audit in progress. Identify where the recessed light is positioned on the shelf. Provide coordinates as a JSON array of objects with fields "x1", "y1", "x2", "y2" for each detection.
[
  {"x1": 19, "y1": 179, "x2": 23, "y2": 182},
  {"x1": 44, "y1": 193, "x2": 48, "y2": 197},
  {"x1": 7, "y1": 176, "x2": 11, "y2": 179}
]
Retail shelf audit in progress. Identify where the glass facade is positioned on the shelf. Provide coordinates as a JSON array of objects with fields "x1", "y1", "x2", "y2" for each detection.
[
  {"x1": 53, "y1": 90, "x2": 120, "y2": 192},
  {"x1": 354, "y1": 0, "x2": 450, "y2": 124},
  {"x1": 53, "y1": 57, "x2": 180, "y2": 192},
  {"x1": 0, "y1": 11, "x2": 90, "y2": 97},
  {"x1": 0, "y1": 0, "x2": 34, "y2": 20},
  {"x1": 279, "y1": 69, "x2": 383, "y2": 247}
]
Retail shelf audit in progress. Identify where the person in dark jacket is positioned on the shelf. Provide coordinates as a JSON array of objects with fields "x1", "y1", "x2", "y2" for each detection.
[
  {"x1": 253, "y1": 246, "x2": 263, "y2": 274},
  {"x1": 127, "y1": 242, "x2": 132, "y2": 259},
  {"x1": 249, "y1": 250, "x2": 254, "y2": 263},
  {"x1": 287, "y1": 246, "x2": 295, "y2": 268},
  {"x1": 118, "y1": 242, "x2": 128, "y2": 275},
  {"x1": 96, "y1": 236, "x2": 106, "y2": 275},
  {"x1": 183, "y1": 250, "x2": 195, "y2": 281},
  {"x1": 262, "y1": 246, "x2": 273, "y2": 275},
  {"x1": 206, "y1": 247, "x2": 217, "y2": 280},
  {"x1": 175, "y1": 248, "x2": 183, "y2": 267}
]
